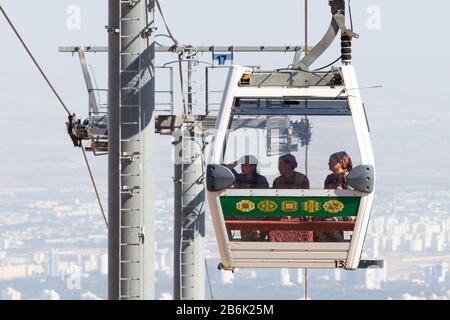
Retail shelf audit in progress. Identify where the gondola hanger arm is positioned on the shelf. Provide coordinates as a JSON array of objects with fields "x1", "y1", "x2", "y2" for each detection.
[{"x1": 295, "y1": 0, "x2": 358, "y2": 70}]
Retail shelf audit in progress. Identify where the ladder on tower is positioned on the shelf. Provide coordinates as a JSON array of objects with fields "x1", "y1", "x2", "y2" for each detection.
[
  {"x1": 118, "y1": 0, "x2": 144, "y2": 300},
  {"x1": 183, "y1": 49, "x2": 198, "y2": 114},
  {"x1": 179, "y1": 122, "x2": 204, "y2": 300}
]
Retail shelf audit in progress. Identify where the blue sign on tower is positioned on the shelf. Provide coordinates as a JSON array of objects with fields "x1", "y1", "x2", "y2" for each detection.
[{"x1": 213, "y1": 53, "x2": 232, "y2": 66}]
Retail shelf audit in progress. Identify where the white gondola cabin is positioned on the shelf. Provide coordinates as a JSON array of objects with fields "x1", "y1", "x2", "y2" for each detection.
[{"x1": 206, "y1": 65, "x2": 376, "y2": 271}]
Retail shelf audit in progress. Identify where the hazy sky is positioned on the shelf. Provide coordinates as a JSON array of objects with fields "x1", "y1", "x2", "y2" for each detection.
[{"x1": 1, "y1": 0, "x2": 449, "y2": 194}]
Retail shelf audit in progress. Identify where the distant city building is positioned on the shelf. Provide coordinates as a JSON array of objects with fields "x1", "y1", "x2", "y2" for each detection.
[
  {"x1": 296, "y1": 269, "x2": 304, "y2": 284},
  {"x1": 41, "y1": 289, "x2": 60, "y2": 300},
  {"x1": 220, "y1": 270, "x2": 234, "y2": 284},
  {"x1": 365, "y1": 237, "x2": 381, "y2": 257},
  {"x1": 0, "y1": 264, "x2": 45, "y2": 280},
  {"x1": 385, "y1": 236, "x2": 401, "y2": 252},
  {"x1": 49, "y1": 249, "x2": 60, "y2": 277},
  {"x1": 1, "y1": 239, "x2": 10, "y2": 250},
  {"x1": 33, "y1": 252, "x2": 46, "y2": 264},
  {"x1": 159, "y1": 292, "x2": 173, "y2": 300},
  {"x1": 99, "y1": 254, "x2": 108, "y2": 275},
  {"x1": 1, "y1": 287, "x2": 22, "y2": 300},
  {"x1": 431, "y1": 235, "x2": 445, "y2": 252},
  {"x1": 423, "y1": 234, "x2": 433, "y2": 249},
  {"x1": 280, "y1": 269, "x2": 293, "y2": 287},
  {"x1": 334, "y1": 269, "x2": 342, "y2": 282},
  {"x1": 84, "y1": 254, "x2": 98, "y2": 273},
  {"x1": 366, "y1": 268, "x2": 383, "y2": 290},
  {"x1": 81, "y1": 291, "x2": 101, "y2": 300},
  {"x1": 410, "y1": 238, "x2": 423, "y2": 252},
  {"x1": 426, "y1": 262, "x2": 449, "y2": 285},
  {"x1": 248, "y1": 271, "x2": 257, "y2": 280},
  {"x1": 155, "y1": 248, "x2": 170, "y2": 271},
  {"x1": 341, "y1": 269, "x2": 365, "y2": 288}
]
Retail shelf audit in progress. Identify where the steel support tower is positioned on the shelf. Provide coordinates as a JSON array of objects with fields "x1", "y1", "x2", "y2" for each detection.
[
  {"x1": 173, "y1": 49, "x2": 206, "y2": 300},
  {"x1": 108, "y1": 0, "x2": 155, "y2": 300},
  {"x1": 173, "y1": 119, "x2": 206, "y2": 300}
]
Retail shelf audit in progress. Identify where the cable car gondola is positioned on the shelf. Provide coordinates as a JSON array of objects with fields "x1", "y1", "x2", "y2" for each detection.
[{"x1": 206, "y1": 63, "x2": 375, "y2": 271}]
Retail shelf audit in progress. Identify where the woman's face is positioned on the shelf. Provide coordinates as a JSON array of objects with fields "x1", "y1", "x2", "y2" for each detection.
[
  {"x1": 278, "y1": 159, "x2": 292, "y2": 176},
  {"x1": 241, "y1": 164, "x2": 255, "y2": 176},
  {"x1": 329, "y1": 158, "x2": 342, "y2": 174}
]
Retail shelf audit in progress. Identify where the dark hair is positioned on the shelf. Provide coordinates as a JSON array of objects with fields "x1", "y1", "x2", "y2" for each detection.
[
  {"x1": 241, "y1": 162, "x2": 259, "y2": 176},
  {"x1": 329, "y1": 151, "x2": 353, "y2": 171},
  {"x1": 279, "y1": 154, "x2": 298, "y2": 170},
  {"x1": 248, "y1": 164, "x2": 259, "y2": 176},
  {"x1": 238, "y1": 164, "x2": 261, "y2": 186}
]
